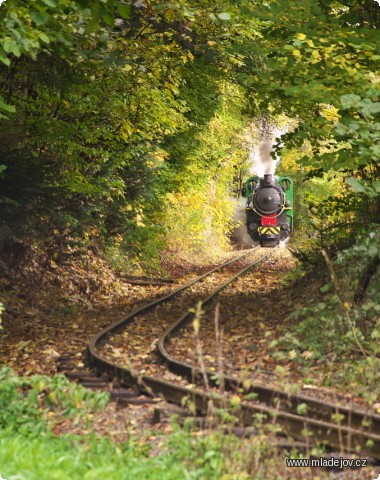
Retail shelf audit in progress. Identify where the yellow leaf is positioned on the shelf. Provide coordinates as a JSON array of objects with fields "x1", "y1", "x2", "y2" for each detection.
[
  {"x1": 164, "y1": 8, "x2": 175, "y2": 21},
  {"x1": 48, "y1": 392, "x2": 57, "y2": 403},
  {"x1": 243, "y1": 379, "x2": 251, "y2": 390},
  {"x1": 295, "y1": 33, "x2": 306, "y2": 41},
  {"x1": 135, "y1": 214, "x2": 145, "y2": 227},
  {"x1": 292, "y1": 49, "x2": 301, "y2": 58},
  {"x1": 288, "y1": 349, "x2": 297, "y2": 359},
  {"x1": 302, "y1": 350, "x2": 314, "y2": 360}
]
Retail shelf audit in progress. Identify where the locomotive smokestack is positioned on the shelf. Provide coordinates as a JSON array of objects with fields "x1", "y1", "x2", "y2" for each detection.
[
  {"x1": 261, "y1": 174, "x2": 278, "y2": 187},
  {"x1": 264, "y1": 174, "x2": 273, "y2": 185}
]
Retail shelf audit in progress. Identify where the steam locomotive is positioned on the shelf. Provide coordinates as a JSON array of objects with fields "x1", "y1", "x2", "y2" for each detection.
[{"x1": 242, "y1": 174, "x2": 293, "y2": 247}]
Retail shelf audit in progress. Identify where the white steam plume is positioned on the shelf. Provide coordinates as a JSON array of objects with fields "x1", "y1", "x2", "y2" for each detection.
[{"x1": 249, "y1": 126, "x2": 284, "y2": 177}]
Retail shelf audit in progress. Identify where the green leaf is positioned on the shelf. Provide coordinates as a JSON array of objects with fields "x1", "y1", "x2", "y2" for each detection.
[
  {"x1": 217, "y1": 13, "x2": 231, "y2": 20},
  {"x1": 371, "y1": 181, "x2": 380, "y2": 193},
  {"x1": 368, "y1": 245, "x2": 378, "y2": 256},
  {"x1": 370, "y1": 145, "x2": 380, "y2": 157},
  {"x1": 3, "y1": 41, "x2": 14, "y2": 55},
  {"x1": 103, "y1": 13, "x2": 114, "y2": 25},
  {"x1": 368, "y1": 102, "x2": 380, "y2": 114},
  {"x1": 320, "y1": 283, "x2": 332, "y2": 293},
  {"x1": 0, "y1": 98, "x2": 16, "y2": 113},
  {"x1": 3, "y1": 42, "x2": 21, "y2": 57},
  {"x1": 0, "y1": 165, "x2": 7, "y2": 174},
  {"x1": 340, "y1": 94, "x2": 361, "y2": 109},
  {"x1": 97, "y1": 4, "x2": 114, "y2": 25},
  {"x1": 74, "y1": 0, "x2": 90, "y2": 7},
  {"x1": 38, "y1": 32, "x2": 51, "y2": 44},
  {"x1": 117, "y1": 4, "x2": 131, "y2": 19},
  {"x1": 30, "y1": 12, "x2": 50, "y2": 26},
  {"x1": 0, "y1": 54, "x2": 10, "y2": 67},
  {"x1": 346, "y1": 177, "x2": 367, "y2": 193},
  {"x1": 296, "y1": 403, "x2": 308, "y2": 415},
  {"x1": 41, "y1": 0, "x2": 58, "y2": 6}
]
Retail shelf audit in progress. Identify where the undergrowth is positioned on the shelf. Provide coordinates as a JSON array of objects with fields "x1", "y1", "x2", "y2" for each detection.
[
  {"x1": 0, "y1": 367, "x2": 323, "y2": 479},
  {"x1": 272, "y1": 225, "x2": 380, "y2": 404},
  {"x1": 0, "y1": 367, "x2": 109, "y2": 436},
  {"x1": 0, "y1": 425, "x2": 307, "y2": 480}
]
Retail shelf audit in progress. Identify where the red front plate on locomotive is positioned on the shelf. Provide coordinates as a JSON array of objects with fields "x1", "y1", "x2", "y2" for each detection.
[{"x1": 261, "y1": 214, "x2": 277, "y2": 226}]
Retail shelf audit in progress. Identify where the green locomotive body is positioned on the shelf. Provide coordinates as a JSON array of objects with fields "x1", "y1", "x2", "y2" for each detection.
[{"x1": 242, "y1": 174, "x2": 294, "y2": 247}]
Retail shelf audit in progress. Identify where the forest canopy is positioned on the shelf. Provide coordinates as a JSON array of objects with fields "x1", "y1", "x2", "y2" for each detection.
[{"x1": 0, "y1": 0, "x2": 379, "y2": 269}]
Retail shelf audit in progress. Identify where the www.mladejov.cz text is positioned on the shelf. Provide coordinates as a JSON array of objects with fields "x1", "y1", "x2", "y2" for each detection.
[{"x1": 286, "y1": 457, "x2": 367, "y2": 469}]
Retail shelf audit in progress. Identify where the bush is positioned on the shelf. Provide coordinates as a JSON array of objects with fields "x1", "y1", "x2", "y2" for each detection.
[
  {"x1": 273, "y1": 225, "x2": 380, "y2": 402},
  {"x1": 0, "y1": 368, "x2": 109, "y2": 436}
]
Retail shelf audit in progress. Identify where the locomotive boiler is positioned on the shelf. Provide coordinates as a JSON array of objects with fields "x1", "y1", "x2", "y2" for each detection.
[{"x1": 242, "y1": 174, "x2": 293, "y2": 247}]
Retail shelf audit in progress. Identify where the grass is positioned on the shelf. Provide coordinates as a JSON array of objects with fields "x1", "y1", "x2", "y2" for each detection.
[
  {"x1": 0, "y1": 422, "x2": 318, "y2": 480},
  {"x1": 0, "y1": 432, "x2": 188, "y2": 480},
  {"x1": 0, "y1": 366, "x2": 324, "y2": 480},
  {"x1": 0, "y1": 420, "x2": 285, "y2": 480}
]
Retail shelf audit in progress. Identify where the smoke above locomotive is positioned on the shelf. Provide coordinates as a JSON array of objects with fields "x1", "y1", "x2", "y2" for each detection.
[
  {"x1": 242, "y1": 174, "x2": 293, "y2": 248},
  {"x1": 233, "y1": 121, "x2": 293, "y2": 248},
  {"x1": 248, "y1": 136, "x2": 279, "y2": 178}
]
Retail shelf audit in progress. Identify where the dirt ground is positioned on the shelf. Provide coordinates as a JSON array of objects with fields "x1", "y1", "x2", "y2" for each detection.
[{"x1": 1, "y1": 246, "x2": 379, "y2": 479}]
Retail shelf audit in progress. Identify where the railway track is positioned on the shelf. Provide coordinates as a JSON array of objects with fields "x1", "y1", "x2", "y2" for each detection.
[{"x1": 86, "y1": 248, "x2": 380, "y2": 460}]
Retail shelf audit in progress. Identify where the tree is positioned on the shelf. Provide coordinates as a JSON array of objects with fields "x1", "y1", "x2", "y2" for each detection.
[{"x1": 0, "y1": 0, "x2": 254, "y2": 266}]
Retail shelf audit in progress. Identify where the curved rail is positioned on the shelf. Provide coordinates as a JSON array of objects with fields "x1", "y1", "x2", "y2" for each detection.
[
  {"x1": 157, "y1": 264, "x2": 380, "y2": 458},
  {"x1": 89, "y1": 247, "x2": 259, "y2": 346},
  {"x1": 88, "y1": 249, "x2": 380, "y2": 460}
]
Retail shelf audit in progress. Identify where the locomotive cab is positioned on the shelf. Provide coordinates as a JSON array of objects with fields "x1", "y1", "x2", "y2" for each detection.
[{"x1": 244, "y1": 174, "x2": 293, "y2": 247}]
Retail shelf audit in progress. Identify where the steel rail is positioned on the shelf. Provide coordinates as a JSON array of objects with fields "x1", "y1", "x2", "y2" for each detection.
[
  {"x1": 88, "y1": 247, "x2": 259, "y2": 344},
  {"x1": 157, "y1": 262, "x2": 380, "y2": 458},
  {"x1": 88, "y1": 249, "x2": 380, "y2": 459}
]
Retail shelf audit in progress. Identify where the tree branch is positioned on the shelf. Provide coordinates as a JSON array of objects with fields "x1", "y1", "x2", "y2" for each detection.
[{"x1": 354, "y1": 255, "x2": 380, "y2": 304}]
